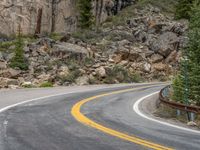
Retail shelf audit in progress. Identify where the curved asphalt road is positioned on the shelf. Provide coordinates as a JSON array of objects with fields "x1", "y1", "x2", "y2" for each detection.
[{"x1": 0, "y1": 83, "x2": 199, "y2": 150}]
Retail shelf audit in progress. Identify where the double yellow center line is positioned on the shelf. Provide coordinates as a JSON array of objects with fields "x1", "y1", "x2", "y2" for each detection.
[{"x1": 71, "y1": 84, "x2": 174, "y2": 150}]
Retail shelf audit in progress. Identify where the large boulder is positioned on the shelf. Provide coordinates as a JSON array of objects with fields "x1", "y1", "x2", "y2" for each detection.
[
  {"x1": 52, "y1": 42, "x2": 89, "y2": 59},
  {"x1": 149, "y1": 32, "x2": 180, "y2": 57},
  {"x1": 76, "y1": 75, "x2": 89, "y2": 85},
  {"x1": 0, "y1": 77, "x2": 19, "y2": 88},
  {"x1": 0, "y1": 68, "x2": 21, "y2": 78},
  {"x1": 150, "y1": 54, "x2": 164, "y2": 63}
]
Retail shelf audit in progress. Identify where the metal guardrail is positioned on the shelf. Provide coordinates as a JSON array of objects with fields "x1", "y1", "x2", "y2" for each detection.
[{"x1": 159, "y1": 86, "x2": 200, "y2": 114}]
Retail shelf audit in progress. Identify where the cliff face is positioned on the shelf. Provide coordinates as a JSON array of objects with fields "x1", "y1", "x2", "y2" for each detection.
[
  {"x1": 0, "y1": 0, "x2": 76, "y2": 36},
  {"x1": 0, "y1": 0, "x2": 135, "y2": 36}
]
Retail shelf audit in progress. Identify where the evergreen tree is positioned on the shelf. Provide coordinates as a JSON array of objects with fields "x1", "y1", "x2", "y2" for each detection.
[
  {"x1": 78, "y1": 0, "x2": 94, "y2": 29},
  {"x1": 175, "y1": 0, "x2": 193, "y2": 19},
  {"x1": 186, "y1": 2, "x2": 200, "y2": 105},
  {"x1": 173, "y1": 2, "x2": 200, "y2": 106},
  {"x1": 10, "y1": 37, "x2": 28, "y2": 70}
]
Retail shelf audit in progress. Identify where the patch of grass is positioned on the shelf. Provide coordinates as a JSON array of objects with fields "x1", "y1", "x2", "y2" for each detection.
[
  {"x1": 49, "y1": 33, "x2": 62, "y2": 41},
  {"x1": 82, "y1": 57, "x2": 95, "y2": 66},
  {"x1": 39, "y1": 82, "x2": 53, "y2": 88},
  {"x1": 0, "y1": 41, "x2": 16, "y2": 51},
  {"x1": 72, "y1": 29, "x2": 104, "y2": 43},
  {"x1": 138, "y1": 0, "x2": 177, "y2": 14},
  {"x1": 22, "y1": 84, "x2": 35, "y2": 88}
]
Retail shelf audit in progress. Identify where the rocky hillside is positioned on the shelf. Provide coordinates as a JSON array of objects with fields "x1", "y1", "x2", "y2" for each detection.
[{"x1": 0, "y1": 1, "x2": 188, "y2": 88}]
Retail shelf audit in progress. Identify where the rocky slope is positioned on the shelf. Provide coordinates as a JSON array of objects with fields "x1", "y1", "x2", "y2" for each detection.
[{"x1": 0, "y1": 3, "x2": 188, "y2": 89}]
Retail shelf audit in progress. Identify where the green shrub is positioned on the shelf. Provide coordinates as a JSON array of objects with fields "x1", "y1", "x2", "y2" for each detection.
[
  {"x1": 130, "y1": 72, "x2": 143, "y2": 83},
  {"x1": 59, "y1": 70, "x2": 81, "y2": 84},
  {"x1": 39, "y1": 82, "x2": 53, "y2": 88},
  {"x1": 49, "y1": 33, "x2": 62, "y2": 41},
  {"x1": 83, "y1": 57, "x2": 95, "y2": 66}
]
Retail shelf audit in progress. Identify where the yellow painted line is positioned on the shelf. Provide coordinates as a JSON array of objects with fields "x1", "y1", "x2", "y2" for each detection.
[{"x1": 71, "y1": 84, "x2": 174, "y2": 150}]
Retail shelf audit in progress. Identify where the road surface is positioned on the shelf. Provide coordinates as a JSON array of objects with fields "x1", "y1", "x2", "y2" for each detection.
[{"x1": 0, "y1": 83, "x2": 199, "y2": 150}]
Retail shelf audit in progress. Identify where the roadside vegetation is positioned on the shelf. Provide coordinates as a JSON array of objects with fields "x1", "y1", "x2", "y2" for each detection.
[
  {"x1": 172, "y1": 1, "x2": 200, "y2": 106},
  {"x1": 39, "y1": 82, "x2": 54, "y2": 88}
]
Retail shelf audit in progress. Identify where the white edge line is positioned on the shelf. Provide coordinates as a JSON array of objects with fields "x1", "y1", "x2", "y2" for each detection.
[
  {"x1": 0, "y1": 92, "x2": 77, "y2": 113},
  {"x1": 0, "y1": 82, "x2": 163, "y2": 114},
  {"x1": 133, "y1": 91, "x2": 200, "y2": 134}
]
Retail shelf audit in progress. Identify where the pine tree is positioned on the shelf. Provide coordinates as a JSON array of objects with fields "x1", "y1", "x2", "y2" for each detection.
[
  {"x1": 175, "y1": 0, "x2": 193, "y2": 19},
  {"x1": 10, "y1": 37, "x2": 28, "y2": 70},
  {"x1": 78, "y1": 0, "x2": 94, "y2": 29},
  {"x1": 173, "y1": 2, "x2": 200, "y2": 106},
  {"x1": 186, "y1": 2, "x2": 200, "y2": 105}
]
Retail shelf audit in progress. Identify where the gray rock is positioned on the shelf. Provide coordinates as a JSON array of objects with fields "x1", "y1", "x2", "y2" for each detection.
[
  {"x1": 0, "y1": 61, "x2": 7, "y2": 69},
  {"x1": 58, "y1": 66, "x2": 69, "y2": 76},
  {"x1": 36, "y1": 38, "x2": 55, "y2": 47},
  {"x1": 150, "y1": 54, "x2": 164, "y2": 63},
  {"x1": 76, "y1": 75, "x2": 89, "y2": 85},
  {"x1": 134, "y1": 30, "x2": 147, "y2": 43},
  {"x1": 150, "y1": 32, "x2": 180, "y2": 57},
  {"x1": 52, "y1": 42, "x2": 88, "y2": 57},
  {"x1": 143, "y1": 62, "x2": 151, "y2": 73},
  {"x1": 0, "y1": 52, "x2": 4, "y2": 60},
  {"x1": 0, "y1": 77, "x2": 19, "y2": 88},
  {"x1": 0, "y1": 68, "x2": 21, "y2": 78},
  {"x1": 96, "y1": 66, "x2": 106, "y2": 77},
  {"x1": 187, "y1": 121, "x2": 197, "y2": 127}
]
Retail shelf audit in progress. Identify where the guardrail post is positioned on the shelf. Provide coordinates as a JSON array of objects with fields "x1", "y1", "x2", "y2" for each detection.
[
  {"x1": 176, "y1": 109, "x2": 181, "y2": 116},
  {"x1": 189, "y1": 112, "x2": 195, "y2": 121}
]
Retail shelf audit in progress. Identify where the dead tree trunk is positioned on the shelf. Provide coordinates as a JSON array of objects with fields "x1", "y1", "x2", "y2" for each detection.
[{"x1": 34, "y1": 8, "x2": 43, "y2": 37}]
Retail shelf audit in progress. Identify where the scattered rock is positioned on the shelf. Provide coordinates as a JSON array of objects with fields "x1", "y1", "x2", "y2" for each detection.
[
  {"x1": 96, "y1": 66, "x2": 106, "y2": 78},
  {"x1": 150, "y1": 54, "x2": 164, "y2": 63},
  {"x1": 187, "y1": 121, "x2": 197, "y2": 127},
  {"x1": 0, "y1": 77, "x2": 19, "y2": 88},
  {"x1": 143, "y1": 62, "x2": 151, "y2": 73},
  {"x1": 58, "y1": 66, "x2": 69, "y2": 76},
  {"x1": 21, "y1": 81, "x2": 33, "y2": 87},
  {"x1": 0, "y1": 61, "x2": 7, "y2": 69},
  {"x1": 8, "y1": 85, "x2": 19, "y2": 89},
  {"x1": 152, "y1": 63, "x2": 167, "y2": 71},
  {"x1": 76, "y1": 75, "x2": 89, "y2": 85}
]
